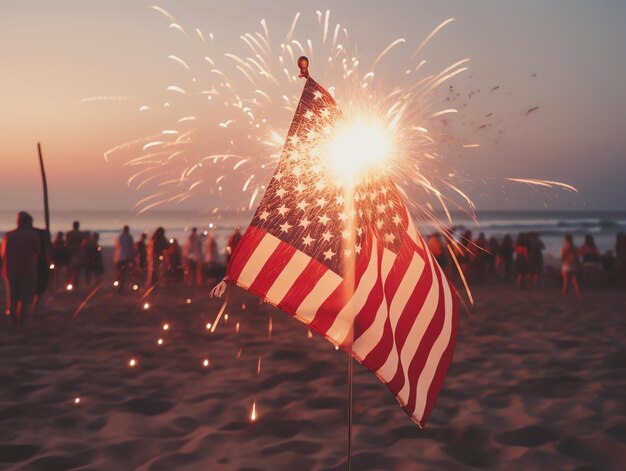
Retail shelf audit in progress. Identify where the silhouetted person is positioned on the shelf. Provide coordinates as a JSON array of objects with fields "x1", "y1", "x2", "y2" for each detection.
[
  {"x1": 166, "y1": 238, "x2": 183, "y2": 284},
  {"x1": 528, "y1": 232, "x2": 545, "y2": 285},
  {"x1": 33, "y1": 226, "x2": 52, "y2": 314},
  {"x1": 487, "y1": 236, "x2": 499, "y2": 276},
  {"x1": 135, "y1": 233, "x2": 148, "y2": 275},
  {"x1": 114, "y1": 225, "x2": 134, "y2": 291},
  {"x1": 51, "y1": 231, "x2": 69, "y2": 287},
  {"x1": 147, "y1": 227, "x2": 169, "y2": 287},
  {"x1": 204, "y1": 231, "x2": 220, "y2": 278},
  {"x1": 66, "y1": 221, "x2": 85, "y2": 288},
  {"x1": 561, "y1": 234, "x2": 581, "y2": 300},
  {"x1": 580, "y1": 234, "x2": 600, "y2": 265},
  {"x1": 226, "y1": 227, "x2": 242, "y2": 264},
  {"x1": 499, "y1": 234, "x2": 514, "y2": 278},
  {"x1": 84, "y1": 232, "x2": 104, "y2": 284},
  {"x1": 514, "y1": 233, "x2": 529, "y2": 289},
  {"x1": 1, "y1": 212, "x2": 40, "y2": 328},
  {"x1": 427, "y1": 232, "x2": 449, "y2": 275},
  {"x1": 183, "y1": 227, "x2": 203, "y2": 286},
  {"x1": 474, "y1": 232, "x2": 489, "y2": 281}
]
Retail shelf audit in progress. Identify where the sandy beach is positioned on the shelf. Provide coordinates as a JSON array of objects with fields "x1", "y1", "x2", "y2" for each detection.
[{"x1": 0, "y1": 270, "x2": 625, "y2": 470}]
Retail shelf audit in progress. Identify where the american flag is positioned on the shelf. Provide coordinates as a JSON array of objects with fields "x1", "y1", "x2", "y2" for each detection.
[{"x1": 226, "y1": 77, "x2": 458, "y2": 427}]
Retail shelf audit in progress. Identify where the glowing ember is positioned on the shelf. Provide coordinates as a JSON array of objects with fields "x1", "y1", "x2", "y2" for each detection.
[
  {"x1": 157, "y1": 338, "x2": 164, "y2": 345},
  {"x1": 66, "y1": 284, "x2": 73, "y2": 291},
  {"x1": 257, "y1": 355, "x2": 262, "y2": 374},
  {"x1": 129, "y1": 358, "x2": 137, "y2": 367},
  {"x1": 206, "y1": 322, "x2": 212, "y2": 330},
  {"x1": 143, "y1": 302, "x2": 150, "y2": 310},
  {"x1": 235, "y1": 322, "x2": 240, "y2": 333},
  {"x1": 186, "y1": 298, "x2": 192, "y2": 304},
  {"x1": 113, "y1": 281, "x2": 119, "y2": 287},
  {"x1": 203, "y1": 358, "x2": 210, "y2": 367},
  {"x1": 163, "y1": 323, "x2": 169, "y2": 330},
  {"x1": 250, "y1": 400, "x2": 257, "y2": 422},
  {"x1": 307, "y1": 329, "x2": 313, "y2": 339},
  {"x1": 49, "y1": 264, "x2": 55, "y2": 270},
  {"x1": 74, "y1": 397, "x2": 80, "y2": 404},
  {"x1": 133, "y1": 284, "x2": 139, "y2": 291},
  {"x1": 224, "y1": 313, "x2": 229, "y2": 322},
  {"x1": 241, "y1": 304, "x2": 246, "y2": 311},
  {"x1": 236, "y1": 348, "x2": 243, "y2": 359}
]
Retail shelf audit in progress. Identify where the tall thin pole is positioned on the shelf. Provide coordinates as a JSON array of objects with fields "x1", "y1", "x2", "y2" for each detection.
[
  {"x1": 37, "y1": 142, "x2": 50, "y2": 235},
  {"x1": 347, "y1": 342, "x2": 354, "y2": 471}
]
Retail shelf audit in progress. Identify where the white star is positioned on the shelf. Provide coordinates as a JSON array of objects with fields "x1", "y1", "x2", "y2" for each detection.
[
  {"x1": 320, "y1": 107, "x2": 330, "y2": 118},
  {"x1": 323, "y1": 248, "x2": 335, "y2": 260},
  {"x1": 259, "y1": 210, "x2": 270, "y2": 221},
  {"x1": 299, "y1": 217, "x2": 311, "y2": 229},
  {"x1": 296, "y1": 200, "x2": 309, "y2": 212},
  {"x1": 316, "y1": 196, "x2": 327, "y2": 207},
  {"x1": 385, "y1": 233, "x2": 396, "y2": 243},
  {"x1": 336, "y1": 194, "x2": 345, "y2": 205},
  {"x1": 341, "y1": 230, "x2": 350, "y2": 240},
  {"x1": 304, "y1": 110, "x2": 315, "y2": 119},
  {"x1": 343, "y1": 249, "x2": 352, "y2": 258},
  {"x1": 295, "y1": 182, "x2": 306, "y2": 193},
  {"x1": 355, "y1": 244, "x2": 362, "y2": 254},
  {"x1": 293, "y1": 166, "x2": 302, "y2": 176},
  {"x1": 280, "y1": 221, "x2": 293, "y2": 233},
  {"x1": 318, "y1": 214, "x2": 330, "y2": 225},
  {"x1": 302, "y1": 234, "x2": 314, "y2": 246},
  {"x1": 392, "y1": 214, "x2": 403, "y2": 225},
  {"x1": 321, "y1": 230, "x2": 332, "y2": 242},
  {"x1": 357, "y1": 227, "x2": 363, "y2": 237},
  {"x1": 377, "y1": 203, "x2": 387, "y2": 214},
  {"x1": 376, "y1": 219, "x2": 384, "y2": 229},
  {"x1": 276, "y1": 187, "x2": 287, "y2": 198},
  {"x1": 289, "y1": 135, "x2": 300, "y2": 145},
  {"x1": 290, "y1": 151, "x2": 300, "y2": 161},
  {"x1": 277, "y1": 204, "x2": 289, "y2": 216},
  {"x1": 315, "y1": 180, "x2": 325, "y2": 191},
  {"x1": 274, "y1": 171, "x2": 284, "y2": 181},
  {"x1": 307, "y1": 130, "x2": 318, "y2": 140},
  {"x1": 313, "y1": 90, "x2": 323, "y2": 100}
]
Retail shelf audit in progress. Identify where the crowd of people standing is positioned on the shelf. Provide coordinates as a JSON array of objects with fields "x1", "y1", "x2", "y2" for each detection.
[{"x1": 3, "y1": 208, "x2": 626, "y2": 328}]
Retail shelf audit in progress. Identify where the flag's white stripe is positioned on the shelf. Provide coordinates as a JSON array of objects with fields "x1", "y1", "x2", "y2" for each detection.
[
  {"x1": 296, "y1": 270, "x2": 342, "y2": 324},
  {"x1": 405, "y1": 207, "x2": 422, "y2": 249},
  {"x1": 352, "y1": 247, "x2": 396, "y2": 359},
  {"x1": 327, "y1": 241, "x2": 379, "y2": 345},
  {"x1": 412, "y1": 264, "x2": 453, "y2": 421},
  {"x1": 396, "y1": 251, "x2": 442, "y2": 406},
  {"x1": 265, "y1": 249, "x2": 311, "y2": 305},
  {"x1": 376, "y1": 253, "x2": 426, "y2": 381},
  {"x1": 237, "y1": 233, "x2": 281, "y2": 288}
]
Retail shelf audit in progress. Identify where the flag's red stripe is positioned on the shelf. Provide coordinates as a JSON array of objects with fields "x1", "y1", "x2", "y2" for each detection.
[
  {"x1": 248, "y1": 241, "x2": 297, "y2": 298},
  {"x1": 420, "y1": 279, "x2": 458, "y2": 425},
  {"x1": 360, "y1": 241, "x2": 414, "y2": 371},
  {"x1": 385, "y1": 249, "x2": 435, "y2": 395},
  {"x1": 403, "y1": 255, "x2": 448, "y2": 418},
  {"x1": 311, "y1": 237, "x2": 372, "y2": 335},
  {"x1": 227, "y1": 226, "x2": 266, "y2": 281},
  {"x1": 352, "y1": 241, "x2": 384, "y2": 342},
  {"x1": 280, "y1": 258, "x2": 329, "y2": 314}
]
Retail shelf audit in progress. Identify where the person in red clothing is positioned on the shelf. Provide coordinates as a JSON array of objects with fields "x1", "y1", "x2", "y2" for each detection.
[{"x1": 1, "y1": 212, "x2": 41, "y2": 327}]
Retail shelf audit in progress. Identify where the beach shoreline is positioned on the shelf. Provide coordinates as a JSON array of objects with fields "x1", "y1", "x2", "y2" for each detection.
[{"x1": 1, "y1": 274, "x2": 625, "y2": 469}]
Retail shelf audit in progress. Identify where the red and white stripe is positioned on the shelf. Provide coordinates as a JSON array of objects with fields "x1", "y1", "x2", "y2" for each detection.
[{"x1": 227, "y1": 222, "x2": 457, "y2": 427}]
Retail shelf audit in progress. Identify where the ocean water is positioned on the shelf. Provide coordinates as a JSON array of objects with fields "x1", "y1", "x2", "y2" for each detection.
[{"x1": 1, "y1": 210, "x2": 624, "y2": 257}]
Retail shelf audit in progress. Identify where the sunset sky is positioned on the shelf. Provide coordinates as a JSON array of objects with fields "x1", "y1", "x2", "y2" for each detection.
[{"x1": 1, "y1": 0, "x2": 625, "y2": 212}]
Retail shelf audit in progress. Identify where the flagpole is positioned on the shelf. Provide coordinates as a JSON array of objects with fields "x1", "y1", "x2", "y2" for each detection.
[{"x1": 37, "y1": 142, "x2": 51, "y2": 235}]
